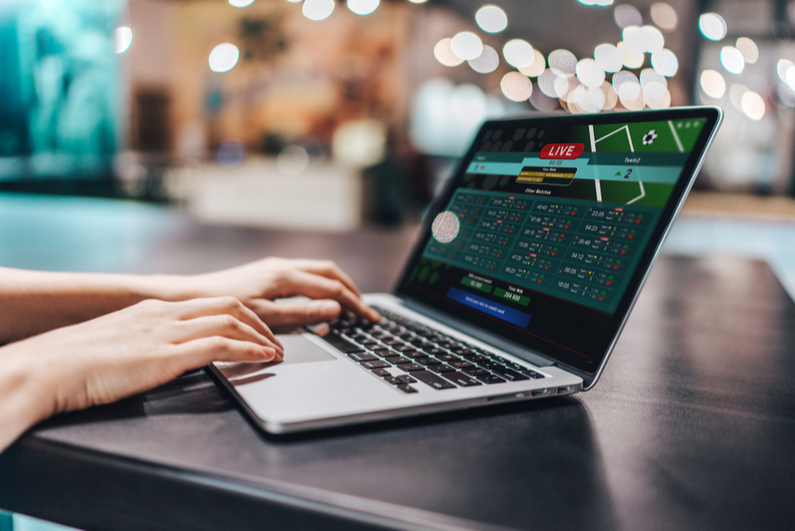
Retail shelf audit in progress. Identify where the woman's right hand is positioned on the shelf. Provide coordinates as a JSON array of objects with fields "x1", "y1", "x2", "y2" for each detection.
[{"x1": 0, "y1": 296, "x2": 281, "y2": 451}]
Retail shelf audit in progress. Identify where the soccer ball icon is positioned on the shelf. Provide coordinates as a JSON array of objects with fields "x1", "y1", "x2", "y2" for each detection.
[{"x1": 642, "y1": 130, "x2": 657, "y2": 145}]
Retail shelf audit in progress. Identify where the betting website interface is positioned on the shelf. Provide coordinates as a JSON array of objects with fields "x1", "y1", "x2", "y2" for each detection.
[{"x1": 399, "y1": 116, "x2": 708, "y2": 372}]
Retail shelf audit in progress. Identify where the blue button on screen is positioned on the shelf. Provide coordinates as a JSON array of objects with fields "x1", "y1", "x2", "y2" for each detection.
[{"x1": 447, "y1": 287, "x2": 532, "y2": 328}]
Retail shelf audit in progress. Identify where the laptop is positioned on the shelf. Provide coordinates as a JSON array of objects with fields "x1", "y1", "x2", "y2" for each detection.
[{"x1": 209, "y1": 107, "x2": 722, "y2": 434}]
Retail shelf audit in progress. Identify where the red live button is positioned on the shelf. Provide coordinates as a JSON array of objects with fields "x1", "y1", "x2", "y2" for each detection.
[{"x1": 540, "y1": 143, "x2": 585, "y2": 159}]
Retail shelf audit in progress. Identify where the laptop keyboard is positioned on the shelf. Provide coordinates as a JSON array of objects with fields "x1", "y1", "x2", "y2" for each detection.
[{"x1": 317, "y1": 306, "x2": 545, "y2": 394}]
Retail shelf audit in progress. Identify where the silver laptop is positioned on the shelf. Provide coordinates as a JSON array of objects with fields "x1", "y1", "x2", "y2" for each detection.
[{"x1": 210, "y1": 107, "x2": 722, "y2": 434}]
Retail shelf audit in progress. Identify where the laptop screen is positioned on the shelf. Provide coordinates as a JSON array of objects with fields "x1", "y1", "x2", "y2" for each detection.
[{"x1": 396, "y1": 109, "x2": 720, "y2": 375}]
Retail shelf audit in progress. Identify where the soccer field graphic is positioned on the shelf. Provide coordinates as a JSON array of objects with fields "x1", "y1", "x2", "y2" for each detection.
[{"x1": 569, "y1": 118, "x2": 706, "y2": 208}]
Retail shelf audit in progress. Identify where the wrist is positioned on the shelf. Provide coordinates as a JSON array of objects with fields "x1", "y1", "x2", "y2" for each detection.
[{"x1": 0, "y1": 347, "x2": 56, "y2": 451}]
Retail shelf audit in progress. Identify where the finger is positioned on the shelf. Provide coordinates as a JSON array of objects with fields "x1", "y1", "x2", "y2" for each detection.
[
  {"x1": 169, "y1": 297, "x2": 283, "y2": 350},
  {"x1": 279, "y1": 270, "x2": 380, "y2": 322},
  {"x1": 254, "y1": 299, "x2": 342, "y2": 327},
  {"x1": 171, "y1": 315, "x2": 284, "y2": 361},
  {"x1": 172, "y1": 337, "x2": 278, "y2": 371},
  {"x1": 289, "y1": 260, "x2": 362, "y2": 297}
]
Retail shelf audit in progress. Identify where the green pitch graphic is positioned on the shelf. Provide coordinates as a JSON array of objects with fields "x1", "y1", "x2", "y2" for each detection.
[{"x1": 571, "y1": 119, "x2": 705, "y2": 154}]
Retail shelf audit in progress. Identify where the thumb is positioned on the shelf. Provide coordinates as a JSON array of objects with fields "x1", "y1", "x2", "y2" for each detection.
[{"x1": 256, "y1": 299, "x2": 342, "y2": 327}]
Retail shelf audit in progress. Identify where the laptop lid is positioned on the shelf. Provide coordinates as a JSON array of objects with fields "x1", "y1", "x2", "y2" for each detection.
[{"x1": 394, "y1": 107, "x2": 722, "y2": 389}]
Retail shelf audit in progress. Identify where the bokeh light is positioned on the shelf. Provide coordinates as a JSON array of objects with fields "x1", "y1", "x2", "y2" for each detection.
[
  {"x1": 500, "y1": 72, "x2": 533, "y2": 102},
  {"x1": 303, "y1": 0, "x2": 335, "y2": 21},
  {"x1": 548, "y1": 49, "x2": 576, "y2": 77},
  {"x1": 554, "y1": 75, "x2": 580, "y2": 102},
  {"x1": 432, "y1": 211, "x2": 460, "y2": 244},
  {"x1": 594, "y1": 43, "x2": 623, "y2": 73},
  {"x1": 434, "y1": 38, "x2": 464, "y2": 67},
  {"x1": 451, "y1": 32, "x2": 483, "y2": 61},
  {"x1": 645, "y1": 89, "x2": 671, "y2": 109},
  {"x1": 332, "y1": 119, "x2": 387, "y2": 168},
  {"x1": 624, "y1": 25, "x2": 664, "y2": 54},
  {"x1": 741, "y1": 91, "x2": 765, "y2": 120},
  {"x1": 217, "y1": 140, "x2": 246, "y2": 167},
  {"x1": 699, "y1": 13, "x2": 727, "y2": 41},
  {"x1": 277, "y1": 145, "x2": 310, "y2": 176},
  {"x1": 614, "y1": 4, "x2": 642, "y2": 28},
  {"x1": 700, "y1": 69, "x2": 726, "y2": 98},
  {"x1": 600, "y1": 81, "x2": 619, "y2": 110},
  {"x1": 468, "y1": 44, "x2": 500, "y2": 73},
  {"x1": 347, "y1": 0, "x2": 379, "y2": 15},
  {"x1": 475, "y1": 5, "x2": 508, "y2": 33},
  {"x1": 613, "y1": 70, "x2": 641, "y2": 99},
  {"x1": 518, "y1": 50, "x2": 546, "y2": 77},
  {"x1": 229, "y1": 0, "x2": 255, "y2": 7},
  {"x1": 640, "y1": 68, "x2": 667, "y2": 98},
  {"x1": 729, "y1": 83, "x2": 748, "y2": 110},
  {"x1": 650, "y1": 2, "x2": 677, "y2": 30},
  {"x1": 112, "y1": 26, "x2": 132, "y2": 54},
  {"x1": 503, "y1": 39, "x2": 535, "y2": 68},
  {"x1": 735, "y1": 37, "x2": 758, "y2": 64},
  {"x1": 617, "y1": 41, "x2": 644, "y2": 69},
  {"x1": 720, "y1": 46, "x2": 745, "y2": 74},
  {"x1": 786, "y1": 69, "x2": 795, "y2": 92},
  {"x1": 538, "y1": 69, "x2": 559, "y2": 97},
  {"x1": 777, "y1": 59, "x2": 795, "y2": 83},
  {"x1": 209, "y1": 43, "x2": 240, "y2": 72},
  {"x1": 576, "y1": 58, "x2": 605, "y2": 88},
  {"x1": 651, "y1": 49, "x2": 678, "y2": 77},
  {"x1": 530, "y1": 83, "x2": 559, "y2": 111}
]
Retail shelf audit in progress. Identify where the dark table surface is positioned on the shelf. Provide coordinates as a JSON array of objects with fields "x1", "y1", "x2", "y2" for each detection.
[{"x1": 1, "y1": 195, "x2": 794, "y2": 531}]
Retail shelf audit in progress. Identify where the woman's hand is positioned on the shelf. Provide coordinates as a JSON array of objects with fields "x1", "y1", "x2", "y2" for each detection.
[
  {"x1": 182, "y1": 258, "x2": 380, "y2": 329},
  {"x1": 0, "y1": 296, "x2": 281, "y2": 451}
]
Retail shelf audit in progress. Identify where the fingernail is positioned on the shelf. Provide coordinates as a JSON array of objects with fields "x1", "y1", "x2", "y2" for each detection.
[
  {"x1": 262, "y1": 346, "x2": 276, "y2": 361},
  {"x1": 274, "y1": 337, "x2": 284, "y2": 350},
  {"x1": 316, "y1": 300, "x2": 341, "y2": 317}
]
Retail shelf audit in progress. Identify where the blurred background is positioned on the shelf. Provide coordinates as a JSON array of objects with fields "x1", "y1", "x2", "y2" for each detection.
[{"x1": 1, "y1": 0, "x2": 795, "y2": 231}]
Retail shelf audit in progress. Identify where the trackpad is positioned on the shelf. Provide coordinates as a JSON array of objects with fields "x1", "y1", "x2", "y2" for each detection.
[{"x1": 277, "y1": 333, "x2": 337, "y2": 365}]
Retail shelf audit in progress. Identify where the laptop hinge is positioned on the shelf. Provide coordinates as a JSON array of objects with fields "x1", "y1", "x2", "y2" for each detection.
[{"x1": 401, "y1": 297, "x2": 555, "y2": 368}]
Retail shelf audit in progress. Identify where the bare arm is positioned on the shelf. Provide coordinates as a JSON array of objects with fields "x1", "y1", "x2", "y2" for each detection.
[
  {"x1": 0, "y1": 258, "x2": 379, "y2": 344},
  {"x1": 0, "y1": 297, "x2": 282, "y2": 453}
]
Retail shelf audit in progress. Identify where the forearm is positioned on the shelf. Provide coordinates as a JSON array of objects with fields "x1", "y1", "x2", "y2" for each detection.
[
  {"x1": 0, "y1": 350, "x2": 52, "y2": 453},
  {"x1": 0, "y1": 267, "x2": 192, "y2": 343}
]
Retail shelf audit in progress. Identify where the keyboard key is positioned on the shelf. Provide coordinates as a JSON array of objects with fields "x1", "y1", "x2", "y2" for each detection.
[
  {"x1": 462, "y1": 367, "x2": 489, "y2": 377},
  {"x1": 521, "y1": 370, "x2": 545, "y2": 379},
  {"x1": 361, "y1": 360, "x2": 390, "y2": 369},
  {"x1": 413, "y1": 370, "x2": 456, "y2": 390},
  {"x1": 396, "y1": 375, "x2": 417, "y2": 384},
  {"x1": 416, "y1": 357, "x2": 441, "y2": 366},
  {"x1": 450, "y1": 361, "x2": 475, "y2": 370},
  {"x1": 397, "y1": 384, "x2": 418, "y2": 394},
  {"x1": 436, "y1": 353, "x2": 460, "y2": 362},
  {"x1": 429, "y1": 364, "x2": 456, "y2": 373},
  {"x1": 401, "y1": 350, "x2": 426, "y2": 359},
  {"x1": 347, "y1": 352, "x2": 378, "y2": 362},
  {"x1": 399, "y1": 363, "x2": 425, "y2": 372},
  {"x1": 323, "y1": 333, "x2": 364, "y2": 353},
  {"x1": 475, "y1": 374, "x2": 506, "y2": 384},
  {"x1": 383, "y1": 376, "x2": 402, "y2": 385},
  {"x1": 442, "y1": 372, "x2": 481, "y2": 387},
  {"x1": 371, "y1": 368, "x2": 391, "y2": 377},
  {"x1": 393, "y1": 344, "x2": 416, "y2": 352},
  {"x1": 491, "y1": 368, "x2": 529, "y2": 381},
  {"x1": 388, "y1": 356, "x2": 413, "y2": 365}
]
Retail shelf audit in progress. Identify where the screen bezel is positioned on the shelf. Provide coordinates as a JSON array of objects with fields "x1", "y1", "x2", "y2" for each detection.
[{"x1": 393, "y1": 107, "x2": 723, "y2": 387}]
